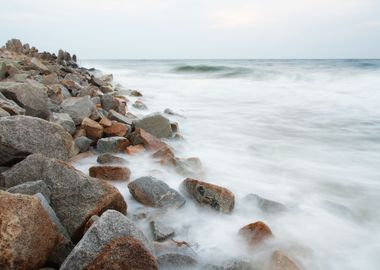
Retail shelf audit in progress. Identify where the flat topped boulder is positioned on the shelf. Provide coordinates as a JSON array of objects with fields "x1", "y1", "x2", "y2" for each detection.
[
  {"x1": 0, "y1": 191, "x2": 59, "y2": 270},
  {"x1": 60, "y1": 210, "x2": 157, "y2": 270},
  {"x1": 89, "y1": 165, "x2": 131, "y2": 181},
  {"x1": 128, "y1": 176, "x2": 186, "y2": 208},
  {"x1": 0, "y1": 115, "x2": 75, "y2": 166},
  {"x1": 133, "y1": 113, "x2": 172, "y2": 139},
  {"x1": 61, "y1": 96, "x2": 97, "y2": 125},
  {"x1": 2, "y1": 154, "x2": 127, "y2": 241},
  {"x1": 180, "y1": 178, "x2": 235, "y2": 213}
]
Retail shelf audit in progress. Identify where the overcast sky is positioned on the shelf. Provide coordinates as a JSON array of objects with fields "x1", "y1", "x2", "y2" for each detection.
[{"x1": 0, "y1": 0, "x2": 379, "y2": 59}]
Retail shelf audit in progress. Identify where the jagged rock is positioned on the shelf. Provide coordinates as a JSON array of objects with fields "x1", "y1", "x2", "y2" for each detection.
[
  {"x1": 97, "y1": 137, "x2": 130, "y2": 153},
  {"x1": 50, "y1": 112, "x2": 76, "y2": 135},
  {"x1": 128, "y1": 176, "x2": 186, "y2": 208},
  {"x1": 83, "y1": 215, "x2": 99, "y2": 233},
  {"x1": 268, "y1": 250, "x2": 301, "y2": 270},
  {"x1": 61, "y1": 79, "x2": 82, "y2": 96},
  {"x1": 0, "y1": 107, "x2": 10, "y2": 116},
  {"x1": 103, "y1": 121, "x2": 128, "y2": 137},
  {"x1": 30, "y1": 57, "x2": 49, "y2": 72},
  {"x1": 180, "y1": 178, "x2": 235, "y2": 213},
  {"x1": 61, "y1": 96, "x2": 97, "y2": 125},
  {"x1": 2, "y1": 154, "x2": 127, "y2": 240},
  {"x1": 100, "y1": 85, "x2": 113, "y2": 93},
  {"x1": 60, "y1": 210, "x2": 157, "y2": 270},
  {"x1": 107, "y1": 109, "x2": 135, "y2": 125},
  {"x1": 0, "y1": 115, "x2": 75, "y2": 166},
  {"x1": 243, "y1": 194, "x2": 286, "y2": 214},
  {"x1": 134, "y1": 113, "x2": 172, "y2": 139},
  {"x1": 154, "y1": 241, "x2": 197, "y2": 269},
  {"x1": 89, "y1": 165, "x2": 131, "y2": 181},
  {"x1": 97, "y1": 153, "x2": 126, "y2": 164},
  {"x1": 0, "y1": 92, "x2": 26, "y2": 115},
  {"x1": 57, "y1": 49, "x2": 65, "y2": 64},
  {"x1": 101, "y1": 94, "x2": 126, "y2": 114},
  {"x1": 81, "y1": 117, "x2": 103, "y2": 140},
  {"x1": 0, "y1": 80, "x2": 50, "y2": 119},
  {"x1": 74, "y1": 136, "x2": 93, "y2": 153},
  {"x1": 6, "y1": 180, "x2": 51, "y2": 203},
  {"x1": 150, "y1": 220, "x2": 175, "y2": 241},
  {"x1": 239, "y1": 221, "x2": 273, "y2": 247},
  {"x1": 5, "y1": 38, "x2": 23, "y2": 53},
  {"x1": 129, "y1": 128, "x2": 168, "y2": 152},
  {"x1": 42, "y1": 73, "x2": 59, "y2": 85},
  {"x1": 125, "y1": 144, "x2": 145, "y2": 155},
  {"x1": 0, "y1": 191, "x2": 59, "y2": 270}
]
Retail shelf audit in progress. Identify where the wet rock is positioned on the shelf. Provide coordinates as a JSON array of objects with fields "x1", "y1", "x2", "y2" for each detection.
[
  {"x1": 0, "y1": 191, "x2": 59, "y2": 270},
  {"x1": 128, "y1": 89, "x2": 143, "y2": 96},
  {"x1": 268, "y1": 250, "x2": 301, "y2": 270},
  {"x1": 60, "y1": 210, "x2": 156, "y2": 270},
  {"x1": 134, "y1": 113, "x2": 172, "y2": 139},
  {"x1": 99, "y1": 85, "x2": 114, "y2": 93},
  {"x1": 133, "y1": 100, "x2": 148, "y2": 110},
  {"x1": 154, "y1": 240, "x2": 197, "y2": 269},
  {"x1": 0, "y1": 115, "x2": 75, "y2": 166},
  {"x1": 180, "y1": 178, "x2": 235, "y2": 213},
  {"x1": 0, "y1": 80, "x2": 50, "y2": 119},
  {"x1": 206, "y1": 257, "x2": 254, "y2": 270},
  {"x1": 74, "y1": 136, "x2": 93, "y2": 153},
  {"x1": 172, "y1": 157, "x2": 203, "y2": 177},
  {"x1": 50, "y1": 112, "x2": 76, "y2": 135},
  {"x1": 129, "y1": 128, "x2": 169, "y2": 152},
  {"x1": 97, "y1": 153, "x2": 126, "y2": 164},
  {"x1": 97, "y1": 136, "x2": 130, "y2": 153},
  {"x1": 125, "y1": 144, "x2": 145, "y2": 155},
  {"x1": 103, "y1": 121, "x2": 128, "y2": 137},
  {"x1": 107, "y1": 109, "x2": 135, "y2": 125},
  {"x1": 243, "y1": 194, "x2": 286, "y2": 214},
  {"x1": 61, "y1": 96, "x2": 97, "y2": 125},
  {"x1": 239, "y1": 221, "x2": 273, "y2": 247},
  {"x1": 171, "y1": 122, "x2": 179, "y2": 133},
  {"x1": 128, "y1": 176, "x2": 186, "y2": 208},
  {"x1": 35, "y1": 193, "x2": 74, "y2": 265},
  {"x1": 164, "y1": 108, "x2": 184, "y2": 118},
  {"x1": 89, "y1": 165, "x2": 131, "y2": 181},
  {"x1": 6, "y1": 180, "x2": 51, "y2": 203},
  {"x1": 0, "y1": 92, "x2": 26, "y2": 115},
  {"x1": 152, "y1": 146, "x2": 176, "y2": 164},
  {"x1": 81, "y1": 117, "x2": 103, "y2": 140},
  {"x1": 2, "y1": 154, "x2": 127, "y2": 240},
  {"x1": 150, "y1": 220, "x2": 175, "y2": 241}
]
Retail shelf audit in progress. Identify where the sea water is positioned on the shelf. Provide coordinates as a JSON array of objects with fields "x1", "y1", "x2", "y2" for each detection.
[{"x1": 76, "y1": 59, "x2": 380, "y2": 270}]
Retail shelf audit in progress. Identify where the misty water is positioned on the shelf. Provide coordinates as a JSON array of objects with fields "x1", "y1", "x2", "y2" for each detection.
[{"x1": 77, "y1": 59, "x2": 380, "y2": 270}]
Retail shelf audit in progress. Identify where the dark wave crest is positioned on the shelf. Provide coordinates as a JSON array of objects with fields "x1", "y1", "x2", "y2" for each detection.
[{"x1": 173, "y1": 64, "x2": 251, "y2": 77}]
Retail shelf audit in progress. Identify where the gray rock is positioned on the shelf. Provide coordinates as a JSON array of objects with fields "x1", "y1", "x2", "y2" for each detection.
[
  {"x1": 101, "y1": 94, "x2": 123, "y2": 112},
  {"x1": 91, "y1": 96, "x2": 101, "y2": 105},
  {"x1": 155, "y1": 241, "x2": 198, "y2": 269},
  {"x1": 75, "y1": 136, "x2": 93, "y2": 153},
  {"x1": 61, "y1": 96, "x2": 97, "y2": 125},
  {"x1": 0, "y1": 107, "x2": 10, "y2": 117},
  {"x1": 150, "y1": 220, "x2": 175, "y2": 241},
  {"x1": 128, "y1": 176, "x2": 186, "y2": 208},
  {"x1": 50, "y1": 112, "x2": 76, "y2": 135},
  {"x1": 0, "y1": 80, "x2": 50, "y2": 119},
  {"x1": 0, "y1": 92, "x2": 26, "y2": 115},
  {"x1": 205, "y1": 258, "x2": 254, "y2": 270},
  {"x1": 97, "y1": 137, "x2": 130, "y2": 153},
  {"x1": 97, "y1": 153, "x2": 127, "y2": 164},
  {"x1": 0, "y1": 62, "x2": 6, "y2": 80},
  {"x1": 107, "y1": 109, "x2": 135, "y2": 125},
  {"x1": 7, "y1": 180, "x2": 51, "y2": 203},
  {"x1": 2, "y1": 154, "x2": 127, "y2": 240},
  {"x1": 243, "y1": 194, "x2": 286, "y2": 214},
  {"x1": 35, "y1": 193, "x2": 74, "y2": 265},
  {"x1": 132, "y1": 100, "x2": 148, "y2": 110},
  {"x1": 0, "y1": 115, "x2": 75, "y2": 166},
  {"x1": 134, "y1": 113, "x2": 172, "y2": 139},
  {"x1": 173, "y1": 157, "x2": 203, "y2": 178},
  {"x1": 60, "y1": 210, "x2": 155, "y2": 270}
]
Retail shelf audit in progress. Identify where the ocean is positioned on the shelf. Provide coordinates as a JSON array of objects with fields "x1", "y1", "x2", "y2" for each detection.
[{"x1": 77, "y1": 59, "x2": 380, "y2": 270}]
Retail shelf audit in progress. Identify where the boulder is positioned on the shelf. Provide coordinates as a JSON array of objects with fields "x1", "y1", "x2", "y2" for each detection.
[
  {"x1": 125, "y1": 144, "x2": 145, "y2": 155},
  {"x1": 81, "y1": 117, "x2": 103, "y2": 140},
  {"x1": 129, "y1": 128, "x2": 168, "y2": 152},
  {"x1": 103, "y1": 121, "x2": 128, "y2": 137},
  {"x1": 150, "y1": 220, "x2": 175, "y2": 241},
  {"x1": 2, "y1": 154, "x2": 127, "y2": 240},
  {"x1": 30, "y1": 57, "x2": 49, "y2": 72},
  {"x1": 50, "y1": 112, "x2": 76, "y2": 135},
  {"x1": 154, "y1": 241, "x2": 197, "y2": 269},
  {"x1": 89, "y1": 165, "x2": 131, "y2": 181},
  {"x1": 0, "y1": 191, "x2": 59, "y2": 270},
  {"x1": 107, "y1": 109, "x2": 135, "y2": 125},
  {"x1": 239, "y1": 221, "x2": 273, "y2": 247},
  {"x1": 134, "y1": 113, "x2": 172, "y2": 139},
  {"x1": 97, "y1": 153, "x2": 126, "y2": 164},
  {"x1": 0, "y1": 116, "x2": 75, "y2": 166},
  {"x1": 180, "y1": 178, "x2": 235, "y2": 213},
  {"x1": 61, "y1": 96, "x2": 97, "y2": 125},
  {"x1": 42, "y1": 73, "x2": 59, "y2": 85},
  {"x1": 0, "y1": 92, "x2": 26, "y2": 115},
  {"x1": 74, "y1": 136, "x2": 93, "y2": 153},
  {"x1": 128, "y1": 176, "x2": 186, "y2": 208},
  {"x1": 0, "y1": 80, "x2": 49, "y2": 119},
  {"x1": 6, "y1": 180, "x2": 51, "y2": 203},
  {"x1": 101, "y1": 94, "x2": 126, "y2": 114},
  {"x1": 172, "y1": 157, "x2": 203, "y2": 177},
  {"x1": 61, "y1": 79, "x2": 82, "y2": 96},
  {"x1": 268, "y1": 250, "x2": 301, "y2": 270},
  {"x1": 60, "y1": 210, "x2": 157, "y2": 270},
  {"x1": 97, "y1": 137, "x2": 130, "y2": 153},
  {"x1": 243, "y1": 194, "x2": 286, "y2": 214},
  {"x1": 99, "y1": 117, "x2": 112, "y2": 127}
]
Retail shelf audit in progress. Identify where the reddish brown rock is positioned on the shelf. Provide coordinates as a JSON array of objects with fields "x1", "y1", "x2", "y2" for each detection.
[
  {"x1": 239, "y1": 221, "x2": 273, "y2": 247},
  {"x1": 103, "y1": 121, "x2": 128, "y2": 137},
  {"x1": 99, "y1": 117, "x2": 112, "y2": 127},
  {"x1": 268, "y1": 250, "x2": 301, "y2": 270},
  {"x1": 152, "y1": 146, "x2": 175, "y2": 165},
  {"x1": 129, "y1": 128, "x2": 168, "y2": 152},
  {"x1": 0, "y1": 191, "x2": 59, "y2": 270},
  {"x1": 73, "y1": 128, "x2": 86, "y2": 139},
  {"x1": 89, "y1": 165, "x2": 131, "y2": 181},
  {"x1": 42, "y1": 73, "x2": 59, "y2": 85},
  {"x1": 125, "y1": 144, "x2": 145, "y2": 155},
  {"x1": 81, "y1": 117, "x2": 103, "y2": 140},
  {"x1": 171, "y1": 122, "x2": 179, "y2": 133}
]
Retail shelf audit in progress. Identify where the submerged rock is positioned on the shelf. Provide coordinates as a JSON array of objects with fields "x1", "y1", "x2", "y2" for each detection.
[
  {"x1": 96, "y1": 153, "x2": 126, "y2": 164},
  {"x1": 132, "y1": 100, "x2": 148, "y2": 110},
  {"x1": 268, "y1": 250, "x2": 301, "y2": 270},
  {"x1": 128, "y1": 176, "x2": 186, "y2": 208},
  {"x1": 6, "y1": 180, "x2": 51, "y2": 203},
  {"x1": 154, "y1": 240, "x2": 198, "y2": 269},
  {"x1": 180, "y1": 178, "x2": 235, "y2": 213},
  {"x1": 89, "y1": 165, "x2": 131, "y2": 181},
  {"x1": 243, "y1": 194, "x2": 286, "y2": 214},
  {"x1": 0, "y1": 191, "x2": 59, "y2": 270},
  {"x1": 150, "y1": 220, "x2": 175, "y2": 241},
  {"x1": 125, "y1": 144, "x2": 145, "y2": 155},
  {"x1": 239, "y1": 221, "x2": 273, "y2": 247},
  {"x1": 0, "y1": 115, "x2": 75, "y2": 166},
  {"x1": 60, "y1": 210, "x2": 157, "y2": 270},
  {"x1": 134, "y1": 113, "x2": 172, "y2": 139}
]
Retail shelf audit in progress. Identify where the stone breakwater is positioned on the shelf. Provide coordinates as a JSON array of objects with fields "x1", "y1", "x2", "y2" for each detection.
[{"x1": 0, "y1": 39, "x2": 301, "y2": 270}]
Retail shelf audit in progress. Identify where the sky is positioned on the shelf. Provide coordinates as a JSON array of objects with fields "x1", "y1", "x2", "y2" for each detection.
[{"x1": 0, "y1": 0, "x2": 379, "y2": 59}]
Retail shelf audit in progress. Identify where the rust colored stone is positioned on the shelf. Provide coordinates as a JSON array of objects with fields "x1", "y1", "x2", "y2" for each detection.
[
  {"x1": 104, "y1": 121, "x2": 128, "y2": 137},
  {"x1": 81, "y1": 117, "x2": 104, "y2": 140},
  {"x1": 131, "y1": 128, "x2": 168, "y2": 152},
  {"x1": 89, "y1": 165, "x2": 131, "y2": 181},
  {"x1": 125, "y1": 144, "x2": 145, "y2": 155},
  {"x1": 239, "y1": 221, "x2": 273, "y2": 247},
  {"x1": 73, "y1": 128, "x2": 87, "y2": 139},
  {"x1": 268, "y1": 250, "x2": 301, "y2": 270},
  {"x1": 99, "y1": 117, "x2": 112, "y2": 127}
]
